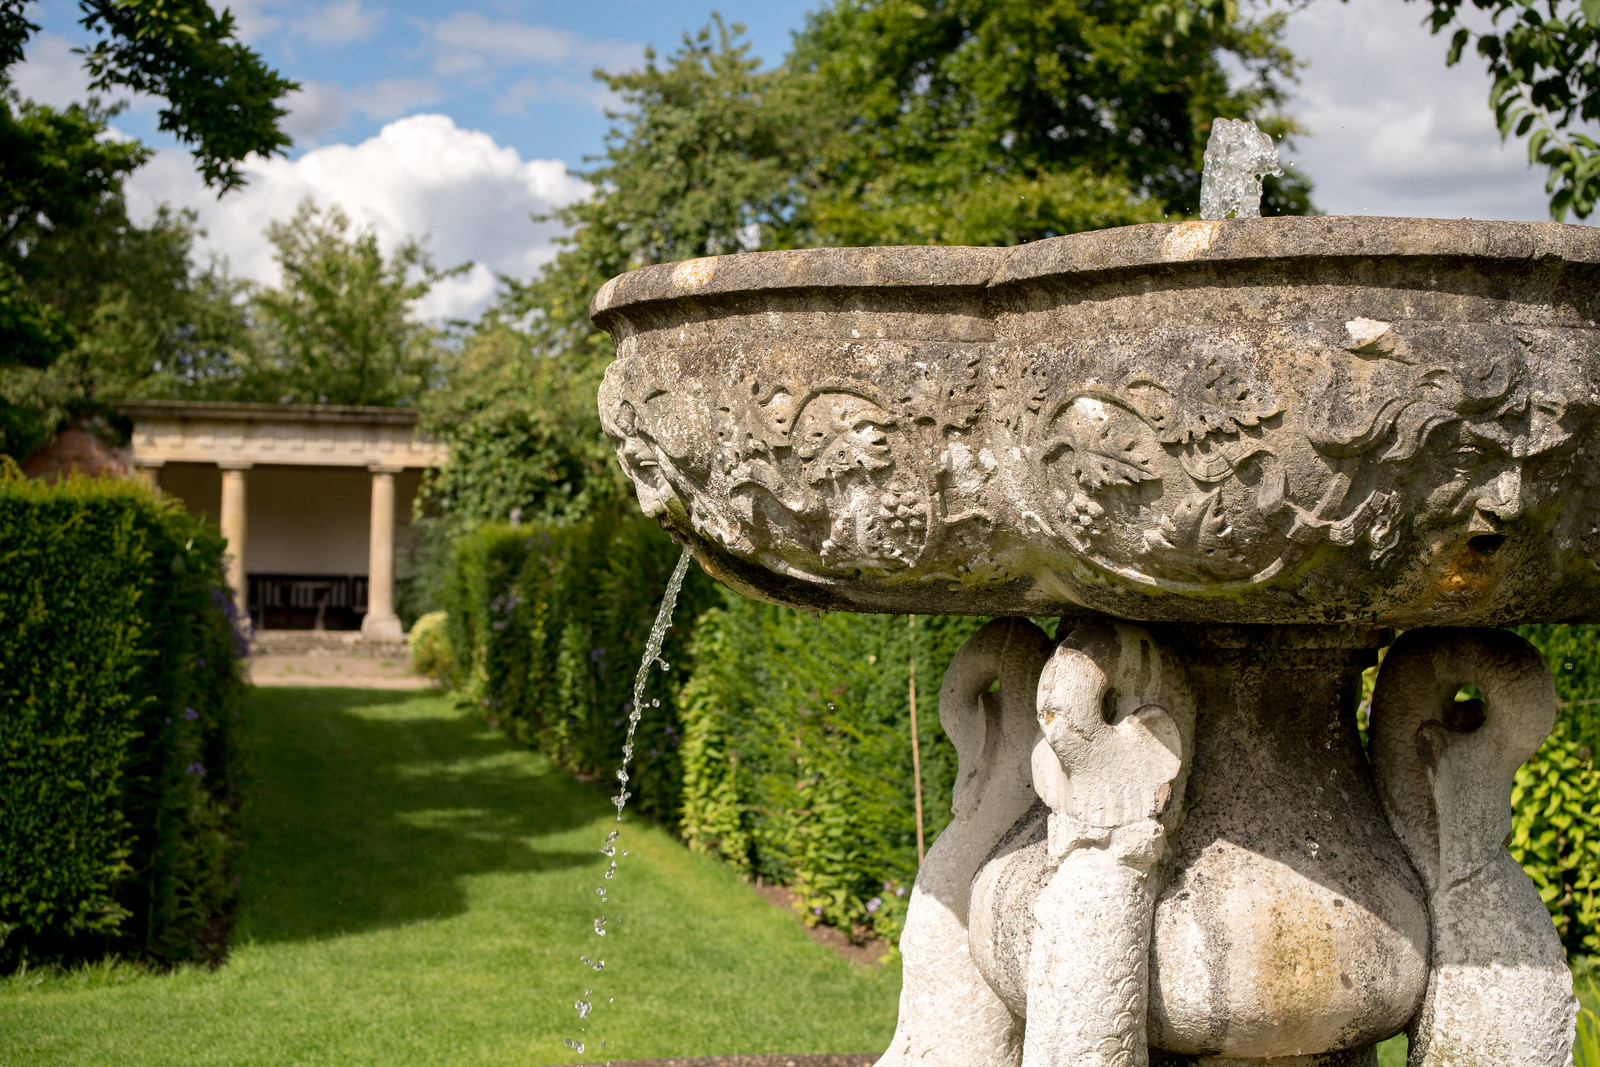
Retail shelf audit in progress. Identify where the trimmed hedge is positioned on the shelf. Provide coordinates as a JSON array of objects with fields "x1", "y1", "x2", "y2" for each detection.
[
  {"x1": 447, "y1": 512, "x2": 1600, "y2": 955},
  {"x1": 1513, "y1": 623, "x2": 1600, "y2": 964},
  {"x1": 441, "y1": 510, "x2": 985, "y2": 942},
  {"x1": 442, "y1": 507, "x2": 718, "y2": 822},
  {"x1": 677, "y1": 594, "x2": 984, "y2": 943},
  {"x1": 0, "y1": 467, "x2": 246, "y2": 969}
]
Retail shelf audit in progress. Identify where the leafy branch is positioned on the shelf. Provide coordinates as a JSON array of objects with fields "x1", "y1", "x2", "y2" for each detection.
[{"x1": 1415, "y1": 0, "x2": 1600, "y2": 219}]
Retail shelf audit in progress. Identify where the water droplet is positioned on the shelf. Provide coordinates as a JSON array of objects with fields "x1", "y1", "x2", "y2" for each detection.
[
  {"x1": 568, "y1": 549, "x2": 694, "y2": 1044},
  {"x1": 1315, "y1": 786, "x2": 1323, "y2": 795},
  {"x1": 576, "y1": 995, "x2": 593, "y2": 1019},
  {"x1": 580, "y1": 955, "x2": 605, "y2": 971},
  {"x1": 1324, "y1": 741, "x2": 1332, "y2": 749}
]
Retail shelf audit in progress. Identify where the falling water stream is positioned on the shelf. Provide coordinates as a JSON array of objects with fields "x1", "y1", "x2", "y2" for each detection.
[{"x1": 565, "y1": 546, "x2": 694, "y2": 1059}]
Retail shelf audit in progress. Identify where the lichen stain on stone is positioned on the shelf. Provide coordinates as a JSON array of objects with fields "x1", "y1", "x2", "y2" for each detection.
[
  {"x1": 1429, "y1": 535, "x2": 1508, "y2": 609},
  {"x1": 1242, "y1": 899, "x2": 1341, "y2": 1029},
  {"x1": 1163, "y1": 221, "x2": 1222, "y2": 261},
  {"x1": 671, "y1": 257, "x2": 717, "y2": 291}
]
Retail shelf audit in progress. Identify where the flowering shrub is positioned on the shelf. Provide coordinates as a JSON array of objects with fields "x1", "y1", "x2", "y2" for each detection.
[
  {"x1": 1511, "y1": 716, "x2": 1600, "y2": 964},
  {"x1": 0, "y1": 465, "x2": 246, "y2": 970}
]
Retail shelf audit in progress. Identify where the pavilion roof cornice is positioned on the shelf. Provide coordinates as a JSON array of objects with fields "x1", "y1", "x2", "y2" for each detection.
[
  {"x1": 116, "y1": 399, "x2": 422, "y2": 426},
  {"x1": 119, "y1": 400, "x2": 447, "y2": 470}
]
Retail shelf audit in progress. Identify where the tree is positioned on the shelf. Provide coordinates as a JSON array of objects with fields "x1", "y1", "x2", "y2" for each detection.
[
  {"x1": 241, "y1": 201, "x2": 462, "y2": 408},
  {"x1": 0, "y1": 0, "x2": 294, "y2": 454},
  {"x1": 786, "y1": 0, "x2": 1312, "y2": 246},
  {"x1": 2, "y1": 0, "x2": 295, "y2": 194},
  {"x1": 1, "y1": 203, "x2": 253, "y2": 457},
  {"x1": 1409, "y1": 0, "x2": 1599, "y2": 220},
  {"x1": 421, "y1": 4, "x2": 1314, "y2": 534}
]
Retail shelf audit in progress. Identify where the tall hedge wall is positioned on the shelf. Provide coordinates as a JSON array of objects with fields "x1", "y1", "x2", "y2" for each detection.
[
  {"x1": 0, "y1": 468, "x2": 246, "y2": 969},
  {"x1": 442, "y1": 507, "x2": 719, "y2": 821},
  {"x1": 446, "y1": 513, "x2": 1600, "y2": 957}
]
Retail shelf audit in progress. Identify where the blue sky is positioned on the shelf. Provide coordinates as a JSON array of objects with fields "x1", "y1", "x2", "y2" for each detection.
[
  {"x1": 14, "y1": 0, "x2": 1587, "y2": 319},
  {"x1": 23, "y1": 0, "x2": 818, "y2": 164}
]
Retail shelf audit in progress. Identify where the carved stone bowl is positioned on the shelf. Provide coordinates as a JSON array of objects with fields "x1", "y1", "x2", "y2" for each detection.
[{"x1": 592, "y1": 217, "x2": 1600, "y2": 626}]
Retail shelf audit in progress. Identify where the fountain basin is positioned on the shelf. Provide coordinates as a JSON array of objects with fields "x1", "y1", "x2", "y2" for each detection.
[{"x1": 594, "y1": 216, "x2": 1600, "y2": 626}]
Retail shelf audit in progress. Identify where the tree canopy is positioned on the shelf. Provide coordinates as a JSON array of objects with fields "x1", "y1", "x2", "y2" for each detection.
[
  {"x1": 0, "y1": 0, "x2": 293, "y2": 393},
  {"x1": 241, "y1": 202, "x2": 462, "y2": 408},
  {"x1": 788, "y1": 0, "x2": 1311, "y2": 245},
  {"x1": 420, "y1": 0, "x2": 1315, "y2": 531}
]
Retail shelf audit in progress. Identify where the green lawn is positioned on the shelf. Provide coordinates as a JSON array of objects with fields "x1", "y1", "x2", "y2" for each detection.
[
  {"x1": 0, "y1": 687, "x2": 901, "y2": 1065},
  {"x1": 2, "y1": 686, "x2": 1589, "y2": 1066}
]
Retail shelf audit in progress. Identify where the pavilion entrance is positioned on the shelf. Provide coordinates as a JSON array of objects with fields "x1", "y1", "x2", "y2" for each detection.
[{"x1": 120, "y1": 401, "x2": 447, "y2": 640}]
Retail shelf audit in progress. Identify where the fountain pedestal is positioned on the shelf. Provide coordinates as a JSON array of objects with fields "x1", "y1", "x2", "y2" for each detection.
[
  {"x1": 591, "y1": 217, "x2": 1596, "y2": 1065},
  {"x1": 1146, "y1": 628, "x2": 1427, "y2": 1060}
]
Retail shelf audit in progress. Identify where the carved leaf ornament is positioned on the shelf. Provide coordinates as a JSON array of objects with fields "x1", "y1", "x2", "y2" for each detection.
[{"x1": 593, "y1": 219, "x2": 1600, "y2": 623}]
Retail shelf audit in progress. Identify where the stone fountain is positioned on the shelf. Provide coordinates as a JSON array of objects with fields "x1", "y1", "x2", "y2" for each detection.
[{"x1": 589, "y1": 191, "x2": 1598, "y2": 1063}]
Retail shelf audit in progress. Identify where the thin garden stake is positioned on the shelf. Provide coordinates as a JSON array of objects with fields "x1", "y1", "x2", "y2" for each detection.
[{"x1": 909, "y1": 613, "x2": 926, "y2": 865}]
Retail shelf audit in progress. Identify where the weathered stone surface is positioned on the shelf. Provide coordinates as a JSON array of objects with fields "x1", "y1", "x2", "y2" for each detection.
[
  {"x1": 553, "y1": 1057, "x2": 878, "y2": 1067},
  {"x1": 879, "y1": 619, "x2": 1049, "y2": 1067},
  {"x1": 593, "y1": 217, "x2": 1600, "y2": 625},
  {"x1": 1370, "y1": 629, "x2": 1577, "y2": 1066},
  {"x1": 1144, "y1": 627, "x2": 1428, "y2": 1059}
]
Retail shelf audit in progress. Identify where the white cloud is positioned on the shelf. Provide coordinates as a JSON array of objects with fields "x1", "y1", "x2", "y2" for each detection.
[
  {"x1": 280, "y1": 81, "x2": 349, "y2": 143},
  {"x1": 125, "y1": 114, "x2": 589, "y2": 321},
  {"x1": 279, "y1": 78, "x2": 446, "y2": 145},
  {"x1": 9, "y1": 32, "x2": 91, "y2": 108},
  {"x1": 495, "y1": 74, "x2": 617, "y2": 116},
  {"x1": 289, "y1": 0, "x2": 384, "y2": 47},
  {"x1": 423, "y1": 13, "x2": 642, "y2": 77},
  {"x1": 346, "y1": 78, "x2": 444, "y2": 121},
  {"x1": 1279, "y1": 0, "x2": 1592, "y2": 223}
]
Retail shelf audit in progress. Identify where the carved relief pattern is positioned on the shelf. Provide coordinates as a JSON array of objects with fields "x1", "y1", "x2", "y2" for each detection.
[{"x1": 599, "y1": 319, "x2": 1600, "y2": 608}]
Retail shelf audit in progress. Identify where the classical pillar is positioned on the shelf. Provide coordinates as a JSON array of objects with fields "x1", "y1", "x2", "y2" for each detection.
[
  {"x1": 361, "y1": 465, "x2": 404, "y2": 640},
  {"x1": 218, "y1": 462, "x2": 251, "y2": 623}
]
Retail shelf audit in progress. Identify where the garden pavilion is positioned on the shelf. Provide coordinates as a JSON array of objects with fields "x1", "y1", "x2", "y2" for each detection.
[{"x1": 119, "y1": 400, "x2": 447, "y2": 640}]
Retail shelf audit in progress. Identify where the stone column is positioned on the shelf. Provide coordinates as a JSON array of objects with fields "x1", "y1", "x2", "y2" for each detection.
[
  {"x1": 218, "y1": 462, "x2": 251, "y2": 623},
  {"x1": 361, "y1": 465, "x2": 404, "y2": 640}
]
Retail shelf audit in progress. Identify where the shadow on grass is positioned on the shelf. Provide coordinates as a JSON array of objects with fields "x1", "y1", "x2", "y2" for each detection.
[{"x1": 236, "y1": 687, "x2": 603, "y2": 945}]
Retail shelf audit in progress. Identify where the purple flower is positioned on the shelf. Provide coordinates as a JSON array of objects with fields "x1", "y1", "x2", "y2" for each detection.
[
  {"x1": 181, "y1": 707, "x2": 199, "y2": 721},
  {"x1": 895, "y1": 886, "x2": 906, "y2": 897},
  {"x1": 185, "y1": 762, "x2": 207, "y2": 779},
  {"x1": 813, "y1": 907, "x2": 823, "y2": 915},
  {"x1": 866, "y1": 897, "x2": 882, "y2": 913}
]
